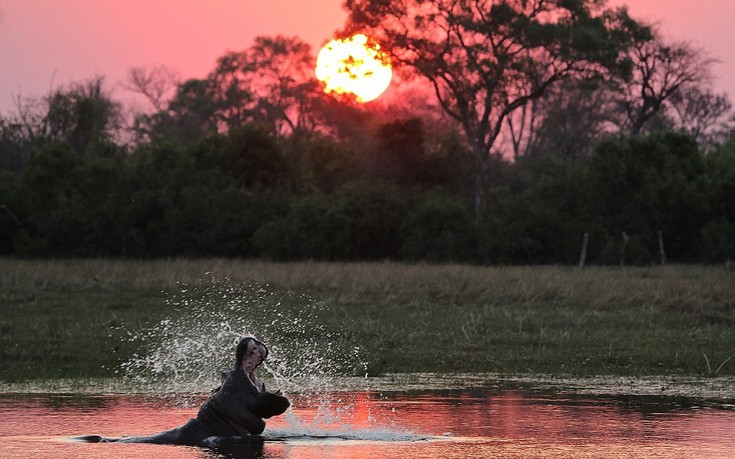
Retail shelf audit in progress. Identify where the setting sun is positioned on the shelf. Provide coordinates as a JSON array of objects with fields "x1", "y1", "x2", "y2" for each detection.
[{"x1": 315, "y1": 34, "x2": 392, "y2": 103}]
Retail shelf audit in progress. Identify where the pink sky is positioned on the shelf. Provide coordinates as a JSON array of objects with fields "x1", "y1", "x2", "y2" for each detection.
[{"x1": 1, "y1": 0, "x2": 733, "y2": 115}]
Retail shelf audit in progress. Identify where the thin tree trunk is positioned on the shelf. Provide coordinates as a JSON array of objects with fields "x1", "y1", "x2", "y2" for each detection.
[
  {"x1": 579, "y1": 233, "x2": 589, "y2": 268},
  {"x1": 474, "y1": 172, "x2": 486, "y2": 222},
  {"x1": 472, "y1": 145, "x2": 488, "y2": 222},
  {"x1": 657, "y1": 230, "x2": 666, "y2": 265},
  {"x1": 620, "y1": 231, "x2": 630, "y2": 267}
]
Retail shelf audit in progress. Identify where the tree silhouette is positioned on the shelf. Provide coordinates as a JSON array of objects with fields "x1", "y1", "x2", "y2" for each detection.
[
  {"x1": 44, "y1": 76, "x2": 123, "y2": 153},
  {"x1": 124, "y1": 65, "x2": 180, "y2": 112},
  {"x1": 528, "y1": 78, "x2": 620, "y2": 159},
  {"x1": 136, "y1": 36, "x2": 321, "y2": 142},
  {"x1": 5, "y1": 76, "x2": 123, "y2": 154},
  {"x1": 345, "y1": 0, "x2": 647, "y2": 219},
  {"x1": 616, "y1": 28, "x2": 716, "y2": 135}
]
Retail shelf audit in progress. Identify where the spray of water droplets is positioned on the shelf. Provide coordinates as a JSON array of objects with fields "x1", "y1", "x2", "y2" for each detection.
[
  {"x1": 267, "y1": 393, "x2": 428, "y2": 442},
  {"x1": 116, "y1": 278, "x2": 423, "y2": 441},
  {"x1": 118, "y1": 278, "x2": 366, "y2": 404}
]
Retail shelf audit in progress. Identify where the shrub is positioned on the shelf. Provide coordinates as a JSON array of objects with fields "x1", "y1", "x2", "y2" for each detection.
[{"x1": 402, "y1": 194, "x2": 476, "y2": 262}]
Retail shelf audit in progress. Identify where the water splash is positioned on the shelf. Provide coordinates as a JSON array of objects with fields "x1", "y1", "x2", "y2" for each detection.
[
  {"x1": 267, "y1": 394, "x2": 428, "y2": 442},
  {"x1": 118, "y1": 278, "x2": 366, "y2": 403},
  {"x1": 115, "y1": 278, "x2": 421, "y2": 440}
]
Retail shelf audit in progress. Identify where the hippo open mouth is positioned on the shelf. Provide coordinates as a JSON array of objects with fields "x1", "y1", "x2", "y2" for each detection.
[{"x1": 73, "y1": 336, "x2": 289, "y2": 446}]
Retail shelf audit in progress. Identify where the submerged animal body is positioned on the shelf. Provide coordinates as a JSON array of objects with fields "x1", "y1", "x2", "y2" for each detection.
[{"x1": 75, "y1": 337, "x2": 290, "y2": 447}]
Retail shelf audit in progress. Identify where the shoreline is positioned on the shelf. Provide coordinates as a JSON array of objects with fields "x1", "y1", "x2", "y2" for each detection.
[{"x1": 2, "y1": 373, "x2": 734, "y2": 404}]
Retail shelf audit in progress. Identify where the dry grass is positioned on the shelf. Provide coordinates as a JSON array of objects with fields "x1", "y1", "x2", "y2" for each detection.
[{"x1": 3, "y1": 258, "x2": 732, "y2": 302}]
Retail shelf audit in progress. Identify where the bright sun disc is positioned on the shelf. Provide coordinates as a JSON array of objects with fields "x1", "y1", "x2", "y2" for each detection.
[{"x1": 315, "y1": 34, "x2": 392, "y2": 103}]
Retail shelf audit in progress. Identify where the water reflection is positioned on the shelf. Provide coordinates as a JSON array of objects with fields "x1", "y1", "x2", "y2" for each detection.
[{"x1": 1, "y1": 389, "x2": 734, "y2": 458}]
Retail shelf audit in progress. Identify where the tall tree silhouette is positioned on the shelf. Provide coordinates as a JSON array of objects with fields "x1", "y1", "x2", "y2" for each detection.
[
  {"x1": 617, "y1": 28, "x2": 717, "y2": 135},
  {"x1": 345, "y1": 0, "x2": 647, "y2": 219},
  {"x1": 137, "y1": 36, "x2": 321, "y2": 142}
]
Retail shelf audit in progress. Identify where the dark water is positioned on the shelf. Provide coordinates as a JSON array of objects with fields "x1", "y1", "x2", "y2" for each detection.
[{"x1": 1, "y1": 390, "x2": 734, "y2": 458}]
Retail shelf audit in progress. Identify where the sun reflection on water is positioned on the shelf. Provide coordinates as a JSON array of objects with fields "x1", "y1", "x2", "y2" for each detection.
[
  {"x1": 4, "y1": 281, "x2": 733, "y2": 458},
  {"x1": 2, "y1": 390, "x2": 735, "y2": 458}
]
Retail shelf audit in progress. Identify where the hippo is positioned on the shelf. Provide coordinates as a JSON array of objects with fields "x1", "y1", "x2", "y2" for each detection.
[{"x1": 74, "y1": 336, "x2": 290, "y2": 447}]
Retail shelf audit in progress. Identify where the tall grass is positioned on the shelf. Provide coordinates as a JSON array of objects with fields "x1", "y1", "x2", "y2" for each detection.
[{"x1": 1, "y1": 258, "x2": 733, "y2": 381}]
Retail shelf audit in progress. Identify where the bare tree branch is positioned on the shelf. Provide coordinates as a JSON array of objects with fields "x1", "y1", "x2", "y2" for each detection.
[
  {"x1": 124, "y1": 65, "x2": 180, "y2": 112},
  {"x1": 618, "y1": 28, "x2": 716, "y2": 134}
]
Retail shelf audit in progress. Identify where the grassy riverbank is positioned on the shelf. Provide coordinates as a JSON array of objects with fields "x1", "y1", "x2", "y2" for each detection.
[{"x1": 1, "y1": 259, "x2": 733, "y2": 382}]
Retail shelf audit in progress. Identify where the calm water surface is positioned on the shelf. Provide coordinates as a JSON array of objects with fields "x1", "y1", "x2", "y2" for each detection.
[{"x1": 1, "y1": 390, "x2": 734, "y2": 458}]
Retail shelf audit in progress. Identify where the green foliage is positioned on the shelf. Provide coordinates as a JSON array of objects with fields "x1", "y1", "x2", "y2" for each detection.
[
  {"x1": 0, "y1": 118, "x2": 31, "y2": 173},
  {"x1": 0, "y1": 46, "x2": 731, "y2": 268},
  {"x1": 402, "y1": 194, "x2": 476, "y2": 262},
  {"x1": 195, "y1": 125, "x2": 291, "y2": 190},
  {"x1": 589, "y1": 133, "x2": 708, "y2": 262},
  {"x1": 253, "y1": 183, "x2": 411, "y2": 260},
  {"x1": 479, "y1": 198, "x2": 569, "y2": 264},
  {"x1": 476, "y1": 154, "x2": 589, "y2": 264},
  {"x1": 42, "y1": 77, "x2": 123, "y2": 155},
  {"x1": 1, "y1": 122, "x2": 733, "y2": 264},
  {"x1": 698, "y1": 218, "x2": 735, "y2": 263},
  {"x1": 116, "y1": 129, "x2": 292, "y2": 257},
  {"x1": 286, "y1": 134, "x2": 357, "y2": 193},
  {"x1": 17, "y1": 143, "x2": 124, "y2": 255},
  {"x1": 702, "y1": 137, "x2": 735, "y2": 222},
  {"x1": 696, "y1": 138, "x2": 735, "y2": 262},
  {"x1": 3, "y1": 19, "x2": 733, "y2": 265},
  {"x1": 371, "y1": 118, "x2": 426, "y2": 186},
  {"x1": 0, "y1": 171, "x2": 27, "y2": 254}
]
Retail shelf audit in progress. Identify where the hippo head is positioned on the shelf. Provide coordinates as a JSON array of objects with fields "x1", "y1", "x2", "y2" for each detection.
[{"x1": 235, "y1": 336, "x2": 268, "y2": 371}]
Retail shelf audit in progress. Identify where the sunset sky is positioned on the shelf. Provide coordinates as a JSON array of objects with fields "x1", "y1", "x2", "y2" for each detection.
[{"x1": 1, "y1": 0, "x2": 733, "y2": 115}]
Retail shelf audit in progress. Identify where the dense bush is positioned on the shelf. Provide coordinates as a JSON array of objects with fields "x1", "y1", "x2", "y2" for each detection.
[
  {"x1": 588, "y1": 133, "x2": 709, "y2": 262},
  {"x1": 1, "y1": 116, "x2": 734, "y2": 264},
  {"x1": 253, "y1": 183, "x2": 410, "y2": 260},
  {"x1": 401, "y1": 194, "x2": 476, "y2": 262}
]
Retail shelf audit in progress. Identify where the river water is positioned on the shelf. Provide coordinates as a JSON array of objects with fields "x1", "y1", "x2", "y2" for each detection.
[{"x1": 2, "y1": 389, "x2": 734, "y2": 458}]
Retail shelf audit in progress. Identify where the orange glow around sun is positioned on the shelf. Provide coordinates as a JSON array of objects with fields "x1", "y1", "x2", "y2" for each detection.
[{"x1": 315, "y1": 34, "x2": 392, "y2": 103}]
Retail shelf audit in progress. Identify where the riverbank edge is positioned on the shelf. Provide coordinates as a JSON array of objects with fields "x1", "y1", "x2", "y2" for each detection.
[{"x1": 2, "y1": 373, "x2": 734, "y2": 403}]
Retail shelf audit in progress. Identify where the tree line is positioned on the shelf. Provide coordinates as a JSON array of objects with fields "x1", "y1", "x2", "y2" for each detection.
[{"x1": 1, "y1": 0, "x2": 734, "y2": 265}]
